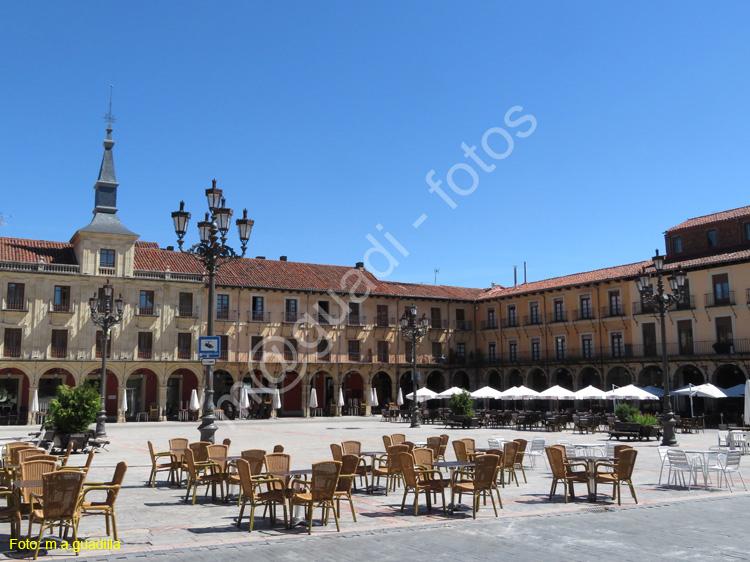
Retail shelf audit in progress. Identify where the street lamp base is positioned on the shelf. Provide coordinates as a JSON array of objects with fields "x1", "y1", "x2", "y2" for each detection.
[
  {"x1": 198, "y1": 415, "x2": 218, "y2": 444},
  {"x1": 410, "y1": 421, "x2": 421, "y2": 429},
  {"x1": 661, "y1": 419, "x2": 678, "y2": 447},
  {"x1": 95, "y1": 409, "x2": 107, "y2": 438}
]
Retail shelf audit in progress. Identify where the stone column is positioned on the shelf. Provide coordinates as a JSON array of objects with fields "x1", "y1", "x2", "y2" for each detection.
[
  {"x1": 302, "y1": 381, "x2": 310, "y2": 418},
  {"x1": 363, "y1": 381, "x2": 372, "y2": 416}
]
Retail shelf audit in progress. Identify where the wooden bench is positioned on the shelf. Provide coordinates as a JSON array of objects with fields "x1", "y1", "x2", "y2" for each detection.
[{"x1": 607, "y1": 422, "x2": 642, "y2": 441}]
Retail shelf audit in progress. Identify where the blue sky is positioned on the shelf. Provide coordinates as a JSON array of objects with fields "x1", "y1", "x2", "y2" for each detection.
[{"x1": 1, "y1": 2, "x2": 749, "y2": 288}]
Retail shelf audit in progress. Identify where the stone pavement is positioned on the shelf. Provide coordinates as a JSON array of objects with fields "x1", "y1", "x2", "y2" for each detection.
[{"x1": 0, "y1": 417, "x2": 747, "y2": 561}]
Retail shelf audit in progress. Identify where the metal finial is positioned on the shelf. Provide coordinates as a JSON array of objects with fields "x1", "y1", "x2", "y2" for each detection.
[{"x1": 103, "y1": 85, "x2": 116, "y2": 125}]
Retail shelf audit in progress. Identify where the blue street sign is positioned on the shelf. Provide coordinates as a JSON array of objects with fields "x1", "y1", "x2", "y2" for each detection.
[{"x1": 198, "y1": 336, "x2": 221, "y2": 359}]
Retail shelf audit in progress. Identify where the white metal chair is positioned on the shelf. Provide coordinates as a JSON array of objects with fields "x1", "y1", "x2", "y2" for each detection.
[
  {"x1": 729, "y1": 431, "x2": 749, "y2": 455},
  {"x1": 707, "y1": 451, "x2": 747, "y2": 492},
  {"x1": 487, "y1": 436, "x2": 506, "y2": 450},
  {"x1": 666, "y1": 449, "x2": 700, "y2": 490},
  {"x1": 656, "y1": 446, "x2": 672, "y2": 485},
  {"x1": 526, "y1": 438, "x2": 546, "y2": 469}
]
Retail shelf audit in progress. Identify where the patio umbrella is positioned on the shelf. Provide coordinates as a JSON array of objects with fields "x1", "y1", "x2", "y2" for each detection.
[
  {"x1": 642, "y1": 385, "x2": 665, "y2": 397},
  {"x1": 723, "y1": 384, "x2": 746, "y2": 398},
  {"x1": 30, "y1": 389, "x2": 39, "y2": 413},
  {"x1": 273, "y1": 388, "x2": 282, "y2": 410},
  {"x1": 573, "y1": 385, "x2": 608, "y2": 400},
  {"x1": 189, "y1": 389, "x2": 200, "y2": 411},
  {"x1": 397, "y1": 388, "x2": 404, "y2": 406},
  {"x1": 539, "y1": 385, "x2": 576, "y2": 412},
  {"x1": 337, "y1": 388, "x2": 345, "y2": 407},
  {"x1": 371, "y1": 387, "x2": 378, "y2": 407},
  {"x1": 239, "y1": 387, "x2": 250, "y2": 412},
  {"x1": 606, "y1": 384, "x2": 659, "y2": 400},
  {"x1": 120, "y1": 389, "x2": 128, "y2": 413},
  {"x1": 436, "y1": 386, "x2": 465, "y2": 399},
  {"x1": 471, "y1": 386, "x2": 503, "y2": 399},
  {"x1": 504, "y1": 385, "x2": 540, "y2": 399},
  {"x1": 406, "y1": 388, "x2": 438, "y2": 401},
  {"x1": 672, "y1": 383, "x2": 728, "y2": 418},
  {"x1": 744, "y1": 380, "x2": 750, "y2": 426},
  {"x1": 199, "y1": 388, "x2": 205, "y2": 412},
  {"x1": 310, "y1": 388, "x2": 319, "y2": 409}
]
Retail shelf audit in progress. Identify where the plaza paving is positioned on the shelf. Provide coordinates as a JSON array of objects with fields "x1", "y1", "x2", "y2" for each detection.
[{"x1": 0, "y1": 416, "x2": 747, "y2": 561}]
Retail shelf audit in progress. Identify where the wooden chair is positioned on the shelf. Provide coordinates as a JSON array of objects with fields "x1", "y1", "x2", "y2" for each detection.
[
  {"x1": 371, "y1": 444, "x2": 408, "y2": 495},
  {"x1": 594, "y1": 448, "x2": 638, "y2": 505},
  {"x1": 501, "y1": 441, "x2": 520, "y2": 487},
  {"x1": 235, "y1": 459, "x2": 287, "y2": 532},
  {"x1": 333, "y1": 454, "x2": 359, "y2": 521},
  {"x1": 399, "y1": 451, "x2": 447, "y2": 515},
  {"x1": 183, "y1": 448, "x2": 225, "y2": 504},
  {"x1": 28, "y1": 471, "x2": 86, "y2": 560},
  {"x1": 545, "y1": 445, "x2": 589, "y2": 502},
  {"x1": 512, "y1": 439, "x2": 528, "y2": 483},
  {"x1": 288, "y1": 461, "x2": 342, "y2": 534},
  {"x1": 451, "y1": 454, "x2": 501, "y2": 518},
  {"x1": 79, "y1": 461, "x2": 128, "y2": 540}
]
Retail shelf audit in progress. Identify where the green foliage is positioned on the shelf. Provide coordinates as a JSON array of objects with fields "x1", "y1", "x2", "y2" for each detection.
[
  {"x1": 47, "y1": 381, "x2": 101, "y2": 434},
  {"x1": 615, "y1": 403, "x2": 639, "y2": 422},
  {"x1": 628, "y1": 413, "x2": 658, "y2": 426},
  {"x1": 449, "y1": 390, "x2": 474, "y2": 417}
]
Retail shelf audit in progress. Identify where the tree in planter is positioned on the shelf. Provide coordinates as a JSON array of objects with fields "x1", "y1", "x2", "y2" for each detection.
[
  {"x1": 615, "y1": 403, "x2": 639, "y2": 422},
  {"x1": 47, "y1": 380, "x2": 101, "y2": 435},
  {"x1": 449, "y1": 390, "x2": 475, "y2": 418}
]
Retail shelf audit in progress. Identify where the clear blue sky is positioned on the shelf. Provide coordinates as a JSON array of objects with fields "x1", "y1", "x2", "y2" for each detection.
[{"x1": 2, "y1": 2, "x2": 749, "y2": 289}]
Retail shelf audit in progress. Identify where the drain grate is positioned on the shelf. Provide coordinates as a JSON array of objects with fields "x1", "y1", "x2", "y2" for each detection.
[{"x1": 584, "y1": 506, "x2": 614, "y2": 513}]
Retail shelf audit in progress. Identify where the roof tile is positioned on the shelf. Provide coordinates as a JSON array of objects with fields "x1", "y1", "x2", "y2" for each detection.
[{"x1": 666, "y1": 205, "x2": 750, "y2": 233}]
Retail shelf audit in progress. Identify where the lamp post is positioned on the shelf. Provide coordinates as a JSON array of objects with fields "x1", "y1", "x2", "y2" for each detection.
[
  {"x1": 89, "y1": 280, "x2": 124, "y2": 438},
  {"x1": 172, "y1": 180, "x2": 253, "y2": 443},
  {"x1": 399, "y1": 303, "x2": 430, "y2": 428},
  {"x1": 636, "y1": 249, "x2": 687, "y2": 447}
]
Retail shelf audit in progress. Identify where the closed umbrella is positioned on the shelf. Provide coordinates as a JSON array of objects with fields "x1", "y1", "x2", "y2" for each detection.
[
  {"x1": 273, "y1": 388, "x2": 282, "y2": 410},
  {"x1": 120, "y1": 389, "x2": 128, "y2": 414},
  {"x1": 397, "y1": 388, "x2": 404, "y2": 406},
  {"x1": 310, "y1": 388, "x2": 319, "y2": 409},
  {"x1": 30, "y1": 389, "x2": 39, "y2": 413},
  {"x1": 744, "y1": 380, "x2": 750, "y2": 426},
  {"x1": 199, "y1": 388, "x2": 205, "y2": 413},
  {"x1": 189, "y1": 389, "x2": 200, "y2": 411},
  {"x1": 239, "y1": 388, "x2": 249, "y2": 418},
  {"x1": 371, "y1": 387, "x2": 378, "y2": 407},
  {"x1": 337, "y1": 388, "x2": 345, "y2": 407}
]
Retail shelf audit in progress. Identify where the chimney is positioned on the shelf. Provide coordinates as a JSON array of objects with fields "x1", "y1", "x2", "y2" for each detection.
[
  {"x1": 524, "y1": 261, "x2": 527, "y2": 284},
  {"x1": 256, "y1": 256, "x2": 265, "y2": 260},
  {"x1": 355, "y1": 261, "x2": 364, "y2": 270},
  {"x1": 166, "y1": 246, "x2": 174, "y2": 251},
  {"x1": 279, "y1": 256, "x2": 287, "y2": 261},
  {"x1": 513, "y1": 265, "x2": 517, "y2": 288}
]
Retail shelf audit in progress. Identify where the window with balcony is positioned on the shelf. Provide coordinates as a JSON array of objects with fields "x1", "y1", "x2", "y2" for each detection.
[
  {"x1": 3, "y1": 328, "x2": 21, "y2": 358},
  {"x1": 715, "y1": 316, "x2": 734, "y2": 353},
  {"x1": 488, "y1": 341, "x2": 497, "y2": 362},
  {"x1": 53, "y1": 286, "x2": 71, "y2": 312},
  {"x1": 177, "y1": 333, "x2": 192, "y2": 360},
  {"x1": 404, "y1": 341, "x2": 414, "y2": 363},
  {"x1": 455, "y1": 308, "x2": 467, "y2": 330},
  {"x1": 178, "y1": 292, "x2": 194, "y2": 317},
  {"x1": 554, "y1": 336, "x2": 566, "y2": 359},
  {"x1": 251, "y1": 336, "x2": 264, "y2": 361},
  {"x1": 138, "y1": 332, "x2": 153, "y2": 359},
  {"x1": 610, "y1": 332, "x2": 624, "y2": 358},
  {"x1": 348, "y1": 340, "x2": 360, "y2": 362},
  {"x1": 284, "y1": 299, "x2": 298, "y2": 323},
  {"x1": 317, "y1": 300, "x2": 331, "y2": 325},
  {"x1": 100, "y1": 249, "x2": 115, "y2": 269},
  {"x1": 579, "y1": 295, "x2": 592, "y2": 319},
  {"x1": 506, "y1": 304, "x2": 518, "y2": 327},
  {"x1": 219, "y1": 335, "x2": 229, "y2": 361},
  {"x1": 430, "y1": 307, "x2": 442, "y2": 329},
  {"x1": 50, "y1": 329, "x2": 68, "y2": 359},
  {"x1": 581, "y1": 335, "x2": 594, "y2": 359},
  {"x1": 712, "y1": 273, "x2": 730, "y2": 306},
  {"x1": 216, "y1": 294, "x2": 230, "y2": 320},
  {"x1": 531, "y1": 338, "x2": 541, "y2": 361},
  {"x1": 5, "y1": 283, "x2": 25, "y2": 310},
  {"x1": 318, "y1": 339, "x2": 331, "y2": 361},
  {"x1": 486, "y1": 308, "x2": 496, "y2": 329},
  {"x1": 553, "y1": 299, "x2": 565, "y2": 322},
  {"x1": 251, "y1": 296, "x2": 265, "y2": 322},
  {"x1": 431, "y1": 341, "x2": 443, "y2": 362},
  {"x1": 707, "y1": 229, "x2": 718, "y2": 248},
  {"x1": 642, "y1": 323, "x2": 657, "y2": 356},
  {"x1": 508, "y1": 341, "x2": 518, "y2": 361},
  {"x1": 376, "y1": 340, "x2": 389, "y2": 362},
  {"x1": 95, "y1": 330, "x2": 111, "y2": 359},
  {"x1": 348, "y1": 302, "x2": 360, "y2": 326},
  {"x1": 376, "y1": 304, "x2": 389, "y2": 327},
  {"x1": 672, "y1": 236, "x2": 683, "y2": 254},
  {"x1": 745, "y1": 222, "x2": 750, "y2": 242},
  {"x1": 676, "y1": 278, "x2": 692, "y2": 310},
  {"x1": 677, "y1": 320, "x2": 693, "y2": 355},
  {"x1": 455, "y1": 343, "x2": 466, "y2": 362},
  {"x1": 608, "y1": 290, "x2": 623, "y2": 316},
  {"x1": 284, "y1": 338, "x2": 297, "y2": 361},
  {"x1": 139, "y1": 290, "x2": 155, "y2": 315},
  {"x1": 529, "y1": 302, "x2": 541, "y2": 324}
]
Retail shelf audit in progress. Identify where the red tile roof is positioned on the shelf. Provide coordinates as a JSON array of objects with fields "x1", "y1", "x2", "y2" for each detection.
[
  {"x1": 373, "y1": 280, "x2": 484, "y2": 300},
  {"x1": 666, "y1": 205, "x2": 750, "y2": 233},
  {"x1": 0, "y1": 238, "x2": 77, "y2": 264},
  {"x1": 134, "y1": 241, "x2": 160, "y2": 249}
]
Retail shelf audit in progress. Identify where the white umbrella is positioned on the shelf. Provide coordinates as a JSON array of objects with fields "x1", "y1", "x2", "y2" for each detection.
[
  {"x1": 273, "y1": 388, "x2": 282, "y2": 410},
  {"x1": 199, "y1": 388, "x2": 205, "y2": 411},
  {"x1": 503, "y1": 385, "x2": 540, "y2": 399},
  {"x1": 30, "y1": 389, "x2": 39, "y2": 413},
  {"x1": 573, "y1": 385, "x2": 608, "y2": 400},
  {"x1": 406, "y1": 388, "x2": 438, "y2": 401},
  {"x1": 310, "y1": 388, "x2": 319, "y2": 409},
  {"x1": 371, "y1": 387, "x2": 378, "y2": 407},
  {"x1": 397, "y1": 388, "x2": 404, "y2": 406},
  {"x1": 673, "y1": 383, "x2": 728, "y2": 418},
  {"x1": 642, "y1": 385, "x2": 665, "y2": 398},
  {"x1": 436, "y1": 386, "x2": 465, "y2": 399},
  {"x1": 120, "y1": 389, "x2": 128, "y2": 413},
  {"x1": 471, "y1": 386, "x2": 503, "y2": 399},
  {"x1": 239, "y1": 388, "x2": 250, "y2": 409},
  {"x1": 189, "y1": 389, "x2": 200, "y2": 411},
  {"x1": 539, "y1": 385, "x2": 577, "y2": 400},
  {"x1": 744, "y1": 379, "x2": 750, "y2": 426},
  {"x1": 337, "y1": 388, "x2": 345, "y2": 407},
  {"x1": 606, "y1": 384, "x2": 659, "y2": 400},
  {"x1": 723, "y1": 384, "x2": 746, "y2": 398}
]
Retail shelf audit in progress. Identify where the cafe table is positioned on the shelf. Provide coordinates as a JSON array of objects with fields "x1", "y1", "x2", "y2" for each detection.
[{"x1": 567, "y1": 455, "x2": 616, "y2": 502}]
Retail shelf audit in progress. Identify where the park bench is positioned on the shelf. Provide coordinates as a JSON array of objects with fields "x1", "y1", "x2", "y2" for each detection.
[{"x1": 607, "y1": 422, "x2": 642, "y2": 441}]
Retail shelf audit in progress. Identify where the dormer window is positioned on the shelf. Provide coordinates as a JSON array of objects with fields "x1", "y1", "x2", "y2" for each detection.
[
  {"x1": 672, "y1": 236, "x2": 682, "y2": 254},
  {"x1": 100, "y1": 249, "x2": 116, "y2": 268},
  {"x1": 707, "y1": 229, "x2": 718, "y2": 248},
  {"x1": 744, "y1": 222, "x2": 750, "y2": 242}
]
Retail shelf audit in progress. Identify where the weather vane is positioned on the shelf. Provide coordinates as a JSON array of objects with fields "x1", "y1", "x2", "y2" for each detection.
[{"x1": 103, "y1": 84, "x2": 116, "y2": 124}]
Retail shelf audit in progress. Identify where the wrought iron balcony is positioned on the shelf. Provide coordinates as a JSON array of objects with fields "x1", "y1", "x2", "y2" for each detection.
[
  {"x1": 704, "y1": 291, "x2": 735, "y2": 308},
  {"x1": 248, "y1": 311, "x2": 271, "y2": 322},
  {"x1": 502, "y1": 317, "x2": 519, "y2": 328},
  {"x1": 481, "y1": 319, "x2": 498, "y2": 330}
]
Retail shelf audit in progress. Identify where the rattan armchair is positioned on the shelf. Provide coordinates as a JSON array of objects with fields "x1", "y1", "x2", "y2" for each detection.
[
  {"x1": 500, "y1": 441, "x2": 520, "y2": 487},
  {"x1": 512, "y1": 439, "x2": 528, "y2": 483},
  {"x1": 594, "y1": 448, "x2": 638, "y2": 505},
  {"x1": 0, "y1": 489, "x2": 21, "y2": 540},
  {"x1": 391, "y1": 433, "x2": 406, "y2": 445},
  {"x1": 545, "y1": 445, "x2": 589, "y2": 502},
  {"x1": 227, "y1": 449, "x2": 266, "y2": 503},
  {"x1": 28, "y1": 470, "x2": 86, "y2": 560},
  {"x1": 59, "y1": 450, "x2": 95, "y2": 477},
  {"x1": 235, "y1": 459, "x2": 288, "y2": 531},
  {"x1": 288, "y1": 460, "x2": 342, "y2": 534},
  {"x1": 333, "y1": 454, "x2": 359, "y2": 522},
  {"x1": 330, "y1": 443, "x2": 343, "y2": 461},
  {"x1": 79, "y1": 461, "x2": 127, "y2": 540},
  {"x1": 371, "y1": 445, "x2": 408, "y2": 495},
  {"x1": 399, "y1": 452, "x2": 447, "y2": 515},
  {"x1": 452, "y1": 440, "x2": 472, "y2": 463},
  {"x1": 147, "y1": 441, "x2": 178, "y2": 487},
  {"x1": 451, "y1": 454, "x2": 501, "y2": 518},
  {"x1": 183, "y1": 448, "x2": 225, "y2": 504}
]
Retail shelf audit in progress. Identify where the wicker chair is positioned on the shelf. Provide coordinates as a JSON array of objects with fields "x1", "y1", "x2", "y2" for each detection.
[
  {"x1": 189, "y1": 441, "x2": 211, "y2": 463},
  {"x1": 16, "y1": 448, "x2": 47, "y2": 465},
  {"x1": 545, "y1": 445, "x2": 589, "y2": 502},
  {"x1": 333, "y1": 454, "x2": 359, "y2": 522},
  {"x1": 59, "y1": 450, "x2": 95, "y2": 476},
  {"x1": 58, "y1": 442, "x2": 74, "y2": 467},
  {"x1": 341, "y1": 440, "x2": 361, "y2": 455},
  {"x1": 425, "y1": 437, "x2": 442, "y2": 462},
  {"x1": 451, "y1": 454, "x2": 501, "y2": 518},
  {"x1": 437, "y1": 435, "x2": 449, "y2": 463},
  {"x1": 273, "y1": 445, "x2": 285, "y2": 453},
  {"x1": 453, "y1": 439, "x2": 471, "y2": 463},
  {"x1": 330, "y1": 443, "x2": 343, "y2": 462},
  {"x1": 500, "y1": 441, "x2": 520, "y2": 487},
  {"x1": 28, "y1": 470, "x2": 86, "y2": 560},
  {"x1": 338, "y1": 443, "x2": 369, "y2": 491},
  {"x1": 371, "y1": 444, "x2": 408, "y2": 495},
  {"x1": 18, "y1": 460, "x2": 58, "y2": 516},
  {"x1": 227, "y1": 449, "x2": 266, "y2": 502},
  {"x1": 235, "y1": 459, "x2": 287, "y2": 531},
  {"x1": 412, "y1": 447, "x2": 434, "y2": 468},
  {"x1": 399, "y1": 451, "x2": 447, "y2": 515},
  {"x1": 79, "y1": 461, "x2": 127, "y2": 540},
  {"x1": 512, "y1": 439, "x2": 528, "y2": 483},
  {"x1": 391, "y1": 433, "x2": 406, "y2": 445},
  {"x1": 594, "y1": 448, "x2": 638, "y2": 505},
  {"x1": 382, "y1": 435, "x2": 393, "y2": 449},
  {"x1": 288, "y1": 461, "x2": 342, "y2": 534},
  {"x1": 183, "y1": 448, "x2": 225, "y2": 504},
  {"x1": 147, "y1": 441, "x2": 177, "y2": 487},
  {"x1": 169, "y1": 438, "x2": 189, "y2": 484},
  {"x1": 0, "y1": 489, "x2": 20, "y2": 540}
]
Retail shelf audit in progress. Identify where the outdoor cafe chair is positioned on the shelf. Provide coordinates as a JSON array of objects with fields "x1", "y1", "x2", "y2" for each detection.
[
  {"x1": 545, "y1": 445, "x2": 589, "y2": 503},
  {"x1": 28, "y1": 470, "x2": 86, "y2": 560},
  {"x1": 341, "y1": 440, "x2": 362, "y2": 455},
  {"x1": 657, "y1": 446, "x2": 671, "y2": 485},
  {"x1": 594, "y1": 448, "x2": 638, "y2": 505},
  {"x1": 79, "y1": 461, "x2": 127, "y2": 541},
  {"x1": 0, "y1": 489, "x2": 21, "y2": 540},
  {"x1": 665, "y1": 449, "x2": 700, "y2": 490},
  {"x1": 59, "y1": 450, "x2": 95, "y2": 477},
  {"x1": 330, "y1": 443, "x2": 343, "y2": 462},
  {"x1": 500, "y1": 441, "x2": 520, "y2": 487},
  {"x1": 333, "y1": 454, "x2": 359, "y2": 522},
  {"x1": 18, "y1": 460, "x2": 57, "y2": 516},
  {"x1": 183, "y1": 448, "x2": 225, "y2": 504},
  {"x1": 513, "y1": 439, "x2": 528, "y2": 483},
  {"x1": 527, "y1": 438, "x2": 546, "y2": 469},
  {"x1": 147, "y1": 441, "x2": 177, "y2": 487},
  {"x1": 235, "y1": 459, "x2": 287, "y2": 532},
  {"x1": 372, "y1": 445, "x2": 408, "y2": 495},
  {"x1": 227, "y1": 449, "x2": 266, "y2": 503},
  {"x1": 289, "y1": 460, "x2": 342, "y2": 534},
  {"x1": 399, "y1": 451, "x2": 446, "y2": 516},
  {"x1": 391, "y1": 434, "x2": 406, "y2": 445},
  {"x1": 707, "y1": 451, "x2": 747, "y2": 492},
  {"x1": 382, "y1": 435, "x2": 393, "y2": 449},
  {"x1": 451, "y1": 454, "x2": 501, "y2": 518}
]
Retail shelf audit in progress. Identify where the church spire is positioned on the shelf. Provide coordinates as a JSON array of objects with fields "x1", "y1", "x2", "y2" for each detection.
[{"x1": 94, "y1": 86, "x2": 119, "y2": 214}]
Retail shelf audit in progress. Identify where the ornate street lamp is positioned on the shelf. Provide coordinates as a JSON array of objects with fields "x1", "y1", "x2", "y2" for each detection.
[
  {"x1": 636, "y1": 249, "x2": 687, "y2": 447},
  {"x1": 89, "y1": 280, "x2": 124, "y2": 437},
  {"x1": 399, "y1": 303, "x2": 430, "y2": 428},
  {"x1": 172, "y1": 180, "x2": 253, "y2": 443}
]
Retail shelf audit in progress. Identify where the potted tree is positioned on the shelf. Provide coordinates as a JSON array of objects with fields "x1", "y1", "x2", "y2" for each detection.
[
  {"x1": 47, "y1": 380, "x2": 101, "y2": 451},
  {"x1": 449, "y1": 391, "x2": 475, "y2": 428}
]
